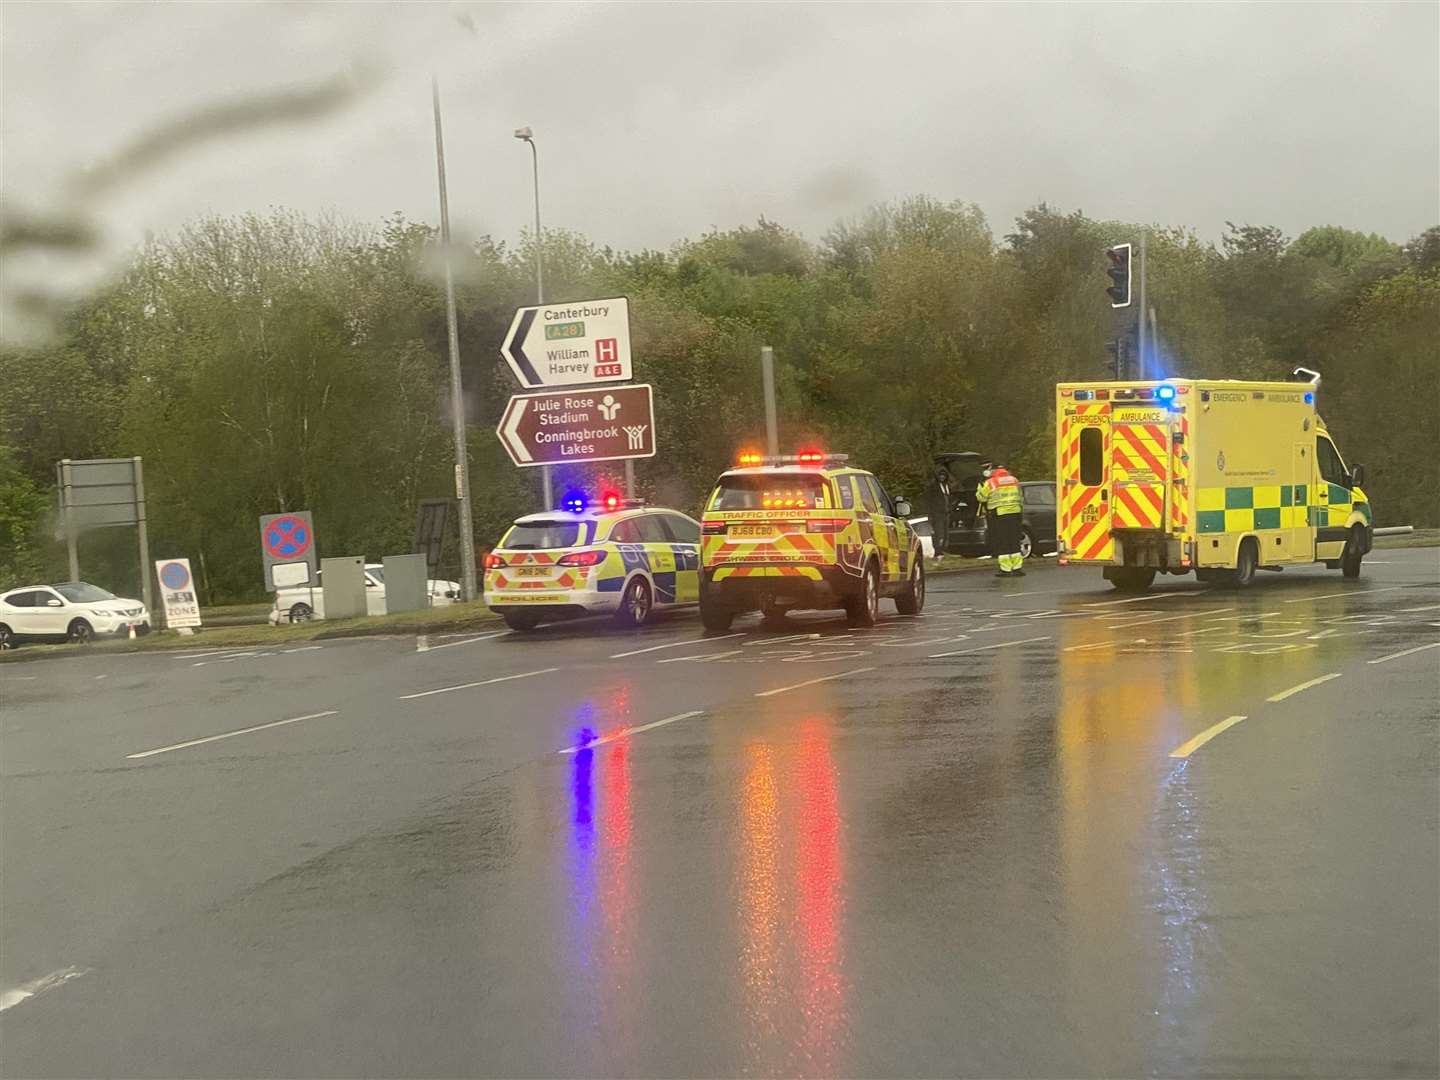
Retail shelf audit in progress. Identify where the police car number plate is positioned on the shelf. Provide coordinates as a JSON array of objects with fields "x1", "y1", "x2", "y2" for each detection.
[
  {"x1": 517, "y1": 567, "x2": 549, "y2": 577},
  {"x1": 729, "y1": 524, "x2": 773, "y2": 537}
]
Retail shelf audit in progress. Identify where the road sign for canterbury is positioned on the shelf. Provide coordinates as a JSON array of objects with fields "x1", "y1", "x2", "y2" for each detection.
[
  {"x1": 497, "y1": 384, "x2": 656, "y2": 467},
  {"x1": 500, "y1": 297, "x2": 631, "y2": 388}
]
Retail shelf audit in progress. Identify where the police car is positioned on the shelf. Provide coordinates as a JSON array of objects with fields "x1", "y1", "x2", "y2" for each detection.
[
  {"x1": 483, "y1": 494, "x2": 701, "y2": 632},
  {"x1": 699, "y1": 451, "x2": 925, "y2": 632}
]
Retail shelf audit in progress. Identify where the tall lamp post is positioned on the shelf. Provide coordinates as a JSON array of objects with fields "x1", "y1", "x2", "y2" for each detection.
[
  {"x1": 432, "y1": 79, "x2": 478, "y2": 602},
  {"x1": 514, "y1": 126, "x2": 552, "y2": 510}
]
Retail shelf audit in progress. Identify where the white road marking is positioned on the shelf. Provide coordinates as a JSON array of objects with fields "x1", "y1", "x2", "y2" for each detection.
[
  {"x1": 421, "y1": 631, "x2": 510, "y2": 652},
  {"x1": 557, "y1": 710, "x2": 705, "y2": 754},
  {"x1": 0, "y1": 966, "x2": 90, "y2": 1012},
  {"x1": 281, "y1": 645, "x2": 323, "y2": 654},
  {"x1": 127, "y1": 711, "x2": 339, "y2": 759},
  {"x1": 1169, "y1": 716, "x2": 1248, "y2": 758},
  {"x1": 1065, "y1": 640, "x2": 1119, "y2": 652},
  {"x1": 1266, "y1": 672, "x2": 1342, "y2": 702},
  {"x1": 611, "y1": 633, "x2": 740, "y2": 658},
  {"x1": 657, "y1": 649, "x2": 744, "y2": 664},
  {"x1": 1367, "y1": 641, "x2": 1440, "y2": 666},
  {"x1": 398, "y1": 666, "x2": 559, "y2": 700},
  {"x1": 1401, "y1": 604, "x2": 1440, "y2": 613},
  {"x1": 172, "y1": 649, "x2": 233, "y2": 659},
  {"x1": 754, "y1": 666, "x2": 875, "y2": 698},
  {"x1": 0, "y1": 676, "x2": 39, "y2": 681},
  {"x1": 1284, "y1": 586, "x2": 1405, "y2": 604},
  {"x1": 1110, "y1": 607, "x2": 1235, "y2": 630},
  {"x1": 192, "y1": 651, "x2": 275, "y2": 668},
  {"x1": 1086, "y1": 592, "x2": 1190, "y2": 608},
  {"x1": 929, "y1": 635, "x2": 1051, "y2": 659},
  {"x1": 94, "y1": 674, "x2": 108, "y2": 680}
]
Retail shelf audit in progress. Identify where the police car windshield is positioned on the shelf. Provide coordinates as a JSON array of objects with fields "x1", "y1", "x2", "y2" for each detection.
[
  {"x1": 504, "y1": 521, "x2": 586, "y2": 549},
  {"x1": 712, "y1": 474, "x2": 830, "y2": 510}
]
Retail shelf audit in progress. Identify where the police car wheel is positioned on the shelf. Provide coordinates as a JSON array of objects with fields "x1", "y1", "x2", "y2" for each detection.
[
  {"x1": 502, "y1": 611, "x2": 542, "y2": 632},
  {"x1": 616, "y1": 577, "x2": 654, "y2": 628}
]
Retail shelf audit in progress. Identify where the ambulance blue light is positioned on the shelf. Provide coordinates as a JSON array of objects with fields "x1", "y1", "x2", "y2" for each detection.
[
  {"x1": 1304, "y1": 392, "x2": 1314, "y2": 404},
  {"x1": 1156, "y1": 384, "x2": 1176, "y2": 403}
]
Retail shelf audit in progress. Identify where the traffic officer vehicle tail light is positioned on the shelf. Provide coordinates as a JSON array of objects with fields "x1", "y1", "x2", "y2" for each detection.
[{"x1": 806, "y1": 518, "x2": 849, "y2": 533}]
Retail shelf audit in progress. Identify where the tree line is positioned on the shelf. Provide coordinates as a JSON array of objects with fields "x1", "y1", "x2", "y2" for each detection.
[{"x1": 2, "y1": 200, "x2": 1436, "y2": 602}]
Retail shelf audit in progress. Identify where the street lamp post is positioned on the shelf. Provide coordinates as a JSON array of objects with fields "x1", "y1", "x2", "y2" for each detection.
[
  {"x1": 514, "y1": 126, "x2": 552, "y2": 510},
  {"x1": 432, "y1": 79, "x2": 478, "y2": 602}
]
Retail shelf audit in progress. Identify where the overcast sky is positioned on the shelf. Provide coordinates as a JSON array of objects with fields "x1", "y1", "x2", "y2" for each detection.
[{"x1": 4, "y1": 0, "x2": 1437, "y2": 264}]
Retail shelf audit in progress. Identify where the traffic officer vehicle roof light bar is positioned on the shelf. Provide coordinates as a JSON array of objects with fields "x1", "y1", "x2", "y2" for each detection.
[
  {"x1": 1106, "y1": 243, "x2": 1132, "y2": 308},
  {"x1": 735, "y1": 449, "x2": 850, "y2": 468}
]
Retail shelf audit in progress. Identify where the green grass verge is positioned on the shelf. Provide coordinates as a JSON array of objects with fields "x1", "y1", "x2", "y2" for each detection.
[{"x1": 0, "y1": 601, "x2": 502, "y2": 662}]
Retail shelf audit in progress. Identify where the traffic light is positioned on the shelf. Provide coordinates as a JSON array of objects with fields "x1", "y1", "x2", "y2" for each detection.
[
  {"x1": 1106, "y1": 243, "x2": 1132, "y2": 308},
  {"x1": 1105, "y1": 338, "x2": 1123, "y2": 379}
]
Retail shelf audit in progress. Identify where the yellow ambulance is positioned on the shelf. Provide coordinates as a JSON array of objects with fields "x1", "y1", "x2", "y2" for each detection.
[{"x1": 1055, "y1": 371, "x2": 1372, "y2": 591}]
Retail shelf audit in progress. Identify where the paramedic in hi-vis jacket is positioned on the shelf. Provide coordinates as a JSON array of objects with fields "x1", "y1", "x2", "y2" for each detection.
[{"x1": 976, "y1": 462, "x2": 1025, "y2": 577}]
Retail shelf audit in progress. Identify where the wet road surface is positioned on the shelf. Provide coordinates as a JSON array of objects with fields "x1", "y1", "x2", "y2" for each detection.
[{"x1": 3, "y1": 549, "x2": 1438, "y2": 1077}]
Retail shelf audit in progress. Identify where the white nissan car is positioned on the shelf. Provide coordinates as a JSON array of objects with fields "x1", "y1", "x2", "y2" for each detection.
[
  {"x1": 0, "y1": 582, "x2": 151, "y2": 646},
  {"x1": 268, "y1": 563, "x2": 461, "y2": 625}
]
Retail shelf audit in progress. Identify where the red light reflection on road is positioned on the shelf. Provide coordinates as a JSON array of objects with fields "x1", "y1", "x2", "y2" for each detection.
[
  {"x1": 796, "y1": 717, "x2": 845, "y2": 1076},
  {"x1": 738, "y1": 715, "x2": 848, "y2": 1076}
]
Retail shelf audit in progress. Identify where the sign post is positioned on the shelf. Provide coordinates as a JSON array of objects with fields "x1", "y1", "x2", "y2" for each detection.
[
  {"x1": 155, "y1": 559, "x2": 202, "y2": 630},
  {"x1": 259, "y1": 511, "x2": 318, "y2": 590},
  {"x1": 56, "y1": 456, "x2": 151, "y2": 608},
  {"x1": 497, "y1": 384, "x2": 656, "y2": 468},
  {"x1": 500, "y1": 298, "x2": 632, "y2": 390}
]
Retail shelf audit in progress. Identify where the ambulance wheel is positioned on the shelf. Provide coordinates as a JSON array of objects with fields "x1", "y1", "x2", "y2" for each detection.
[
  {"x1": 616, "y1": 577, "x2": 654, "y2": 628},
  {"x1": 1018, "y1": 527, "x2": 1035, "y2": 560},
  {"x1": 845, "y1": 562, "x2": 881, "y2": 627},
  {"x1": 502, "y1": 611, "x2": 542, "y2": 632},
  {"x1": 1107, "y1": 567, "x2": 1155, "y2": 593},
  {"x1": 896, "y1": 558, "x2": 925, "y2": 615},
  {"x1": 700, "y1": 601, "x2": 733, "y2": 634},
  {"x1": 1227, "y1": 539, "x2": 1258, "y2": 588},
  {"x1": 1341, "y1": 527, "x2": 1364, "y2": 579}
]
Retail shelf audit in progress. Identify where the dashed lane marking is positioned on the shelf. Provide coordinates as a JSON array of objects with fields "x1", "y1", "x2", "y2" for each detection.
[
  {"x1": 1109, "y1": 607, "x2": 1235, "y2": 630},
  {"x1": 398, "y1": 666, "x2": 559, "y2": 700},
  {"x1": 281, "y1": 645, "x2": 323, "y2": 654},
  {"x1": 611, "y1": 633, "x2": 740, "y2": 659},
  {"x1": 0, "y1": 966, "x2": 90, "y2": 1013},
  {"x1": 1086, "y1": 592, "x2": 1192, "y2": 608},
  {"x1": 557, "y1": 710, "x2": 705, "y2": 754},
  {"x1": 127, "y1": 711, "x2": 339, "y2": 759},
  {"x1": 1367, "y1": 641, "x2": 1440, "y2": 666},
  {"x1": 657, "y1": 649, "x2": 744, "y2": 664},
  {"x1": 1284, "y1": 586, "x2": 1406, "y2": 604},
  {"x1": 422, "y1": 632, "x2": 510, "y2": 652},
  {"x1": 929, "y1": 635, "x2": 1051, "y2": 659},
  {"x1": 1400, "y1": 604, "x2": 1440, "y2": 613},
  {"x1": 1266, "y1": 672, "x2": 1342, "y2": 702},
  {"x1": 754, "y1": 666, "x2": 876, "y2": 698},
  {"x1": 1169, "y1": 716, "x2": 1248, "y2": 759}
]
